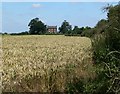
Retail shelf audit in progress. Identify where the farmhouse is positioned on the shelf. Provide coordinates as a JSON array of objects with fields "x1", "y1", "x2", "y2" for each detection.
[{"x1": 47, "y1": 26, "x2": 57, "y2": 33}]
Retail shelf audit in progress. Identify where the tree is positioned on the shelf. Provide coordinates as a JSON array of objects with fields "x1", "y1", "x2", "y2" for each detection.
[
  {"x1": 28, "y1": 18, "x2": 47, "y2": 35},
  {"x1": 80, "y1": 27, "x2": 85, "y2": 31},
  {"x1": 91, "y1": 3, "x2": 120, "y2": 93},
  {"x1": 105, "y1": 3, "x2": 120, "y2": 51},
  {"x1": 72, "y1": 26, "x2": 82, "y2": 34},
  {"x1": 95, "y1": 19, "x2": 108, "y2": 34},
  {"x1": 59, "y1": 20, "x2": 72, "y2": 34}
]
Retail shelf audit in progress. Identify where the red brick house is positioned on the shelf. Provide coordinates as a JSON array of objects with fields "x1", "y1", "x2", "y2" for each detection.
[{"x1": 47, "y1": 26, "x2": 57, "y2": 33}]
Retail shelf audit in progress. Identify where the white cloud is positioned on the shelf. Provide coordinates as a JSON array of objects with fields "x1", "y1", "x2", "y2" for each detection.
[{"x1": 32, "y1": 4, "x2": 41, "y2": 8}]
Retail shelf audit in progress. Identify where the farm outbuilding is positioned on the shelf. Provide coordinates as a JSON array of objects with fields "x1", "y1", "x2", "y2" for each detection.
[{"x1": 47, "y1": 26, "x2": 57, "y2": 33}]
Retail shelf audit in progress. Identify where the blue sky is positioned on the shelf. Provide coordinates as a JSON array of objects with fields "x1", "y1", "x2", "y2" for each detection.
[{"x1": 2, "y1": 2, "x2": 118, "y2": 33}]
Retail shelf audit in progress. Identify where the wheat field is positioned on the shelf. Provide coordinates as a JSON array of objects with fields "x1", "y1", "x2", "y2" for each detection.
[{"x1": 2, "y1": 35, "x2": 95, "y2": 92}]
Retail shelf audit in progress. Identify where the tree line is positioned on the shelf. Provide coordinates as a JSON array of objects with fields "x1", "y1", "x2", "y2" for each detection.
[
  {"x1": 3, "y1": 18, "x2": 92, "y2": 35},
  {"x1": 27, "y1": 18, "x2": 92, "y2": 35},
  {"x1": 2, "y1": 17, "x2": 108, "y2": 36}
]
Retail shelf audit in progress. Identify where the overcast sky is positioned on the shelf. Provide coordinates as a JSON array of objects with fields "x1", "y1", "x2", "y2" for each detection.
[{"x1": 2, "y1": 2, "x2": 118, "y2": 33}]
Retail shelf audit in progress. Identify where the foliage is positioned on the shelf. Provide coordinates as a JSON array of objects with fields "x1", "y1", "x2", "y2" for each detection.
[
  {"x1": 105, "y1": 4, "x2": 120, "y2": 51},
  {"x1": 80, "y1": 19, "x2": 108, "y2": 38},
  {"x1": 95, "y1": 19, "x2": 108, "y2": 34},
  {"x1": 90, "y1": 3, "x2": 120, "y2": 94},
  {"x1": 28, "y1": 18, "x2": 47, "y2": 35},
  {"x1": 68, "y1": 3, "x2": 120, "y2": 94},
  {"x1": 45, "y1": 32, "x2": 63, "y2": 35},
  {"x1": 64, "y1": 34, "x2": 81, "y2": 36},
  {"x1": 81, "y1": 28, "x2": 95, "y2": 38},
  {"x1": 59, "y1": 20, "x2": 72, "y2": 34},
  {"x1": 3, "y1": 32, "x2": 8, "y2": 35},
  {"x1": 10, "y1": 31, "x2": 29, "y2": 35},
  {"x1": 71, "y1": 26, "x2": 82, "y2": 34},
  {"x1": 67, "y1": 79, "x2": 84, "y2": 93}
]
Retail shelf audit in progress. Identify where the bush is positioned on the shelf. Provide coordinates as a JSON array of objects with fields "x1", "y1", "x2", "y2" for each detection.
[
  {"x1": 45, "y1": 32, "x2": 63, "y2": 35},
  {"x1": 64, "y1": 34, "x2": 81, "y2": 36},
  {"x1": 10, "y1": 31, "x2": 29, "y2": 35},
  {"x1": 80, "y1": 3, "x2": 120, "y2": 94},
  {"x1": 81, "y1": 29, "x2": 95, "y2": 38}
]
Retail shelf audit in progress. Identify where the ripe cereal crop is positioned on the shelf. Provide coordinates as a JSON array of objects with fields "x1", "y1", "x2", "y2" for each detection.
[{"x1": 2, "y1": 35, "x2": 95, "y2": 92}]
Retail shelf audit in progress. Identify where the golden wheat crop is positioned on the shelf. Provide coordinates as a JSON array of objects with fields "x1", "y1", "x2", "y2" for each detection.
[{"x1": 2, "y1": 35, "x2": 95, "y2": 92}]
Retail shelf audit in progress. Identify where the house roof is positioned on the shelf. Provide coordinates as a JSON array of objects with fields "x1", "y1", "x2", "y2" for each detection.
[{"x1": 47, "y1": 26, "x2": 57, "y2": 29}]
